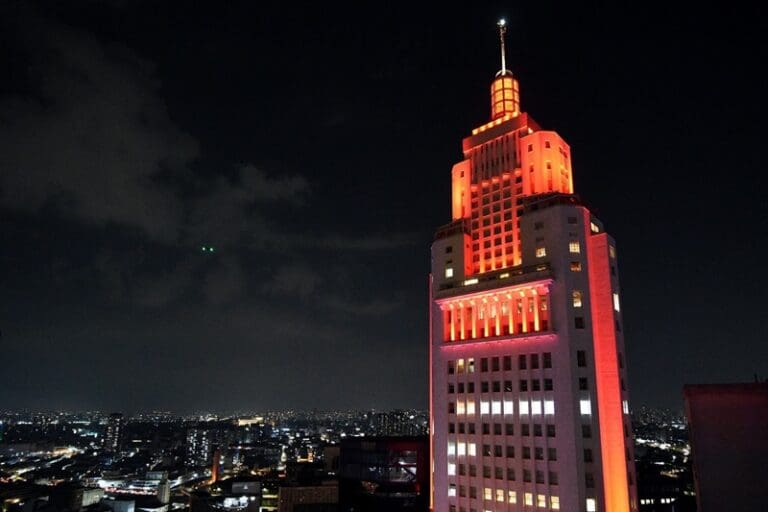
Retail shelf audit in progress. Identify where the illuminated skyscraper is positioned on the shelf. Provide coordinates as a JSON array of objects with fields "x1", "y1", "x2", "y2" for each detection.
[
  {"x1": 104, "y1": 412, "x2": 124, "y2": 452},
  {"x1": 429, "y1": 21, "x2": 637, "y2": 512}
]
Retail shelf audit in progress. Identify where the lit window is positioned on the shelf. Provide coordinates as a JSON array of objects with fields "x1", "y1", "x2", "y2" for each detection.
[
  {"x1": 508, "y1": 491, "x2": 517, "y2": 504},
  {"x1": 536, "y1": 247, "x2": 546, "y2": 258},
  {"x1": 537, "y1": 494, "x2": 547, "y2": 507},
  {"x1": 484, "y1": 487, "x2": 493, "y2": 500},
  {"x1": 570, "y1": 261, "x2": 582, "y2": 272},
  {"x1": 580, "y1": 399, "x2": 592, "y2": 415},
  {"x1": 468, "y1": 443, "x2": 477, "y2": 456},
  {"x1": 448, "y1": 442, "x2": 456, "y2": 455},
  {"x1": 519, "y1": 400, "x2": 529, "y2": 415},
  {"x1": 464, "y1": 278, "x2": 479, "y2": 286},
  {"x1": 467, "y1": 358, "x2": 475, "y2": 373},
  {"x1": 544, "y1": 400, "x2": 555, "y2": 415},
  {"x1": 586, "y1": 498, "x2": 597, "y2": 512},
  {"x1": 445, "y1": 267, "x2": 454, "y2": 278},
  {"x1": 525, "y1": 493, "x2": 534, "y2": 506},
  {"x1": 457, "y1": 442, "x2": 466, "y2": 456},
  {"x1": 448, "y1": 463, "x2": 456, "y2": 476},
  {"x1": 503, "y1": 400, "x2": 514, "y2": 414},
  {"x1": 572, "y1": 290, "x2": 583, "y2": 308},
  {"x1": 448, "y1": 484, "x2": 456, "y2": 497},
  {"x1": 496, "y1": 489, "x2": 505, "y2": 502},
  {"x1": 531, "y1": 400, "x2": 542, "y2": 415},
  {"x1": 590, "y1": 222, "x2": 600, "y2": 233},
  {"x1": 551, "y1": 496, "x2": 560, "y2": 510},
  {"x1": 457, "y1": 401, "x2": 465, "y2": 415},
  {"x1": 613, "y1": 293, "x2": 621, "y2": 312},
  {"x1": 609, "y1": 246, "x2": 616, "y2": 258},
  {"x1": 480, "y1": 401, "x2": 490, "y2": 415},
  {"x1": 491, "y1": 401, "x2": 502, "y2": 415},
  {"x1": 623, "y1": 400, "x2": 629, "y2": 415},
  {"x1": 569, "y1": 241, "x2": 581, "y2": 254},
  {"x1": 467, "y1": 400, "x2": 476, "y2": 415}
]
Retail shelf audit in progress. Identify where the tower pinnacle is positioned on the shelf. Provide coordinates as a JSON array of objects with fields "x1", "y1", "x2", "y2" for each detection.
[{"x1": 497, "y1": 18, "x2": 507, "y2": 75}]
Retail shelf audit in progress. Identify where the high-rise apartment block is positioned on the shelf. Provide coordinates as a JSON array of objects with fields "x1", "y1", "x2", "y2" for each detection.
[
  {"x1": 429, "y1": 21, "x2": 637, "y2": 512},
  {"x1": 104, "y1": 412, "x2": 124, "y2": 453}
]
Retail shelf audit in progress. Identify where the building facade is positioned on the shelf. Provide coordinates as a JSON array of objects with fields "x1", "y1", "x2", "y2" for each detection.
[
  {"x1": 104, "y1": 412, "x2": 124, "y2": 453},
  {"x1": 429, "y1": 23, "x2": 637, "y2": 512}
]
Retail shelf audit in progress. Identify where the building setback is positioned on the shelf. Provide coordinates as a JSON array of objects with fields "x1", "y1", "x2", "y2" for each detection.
[{"x1": 429, "y1": 21, "x2": 637, "y2": 512}]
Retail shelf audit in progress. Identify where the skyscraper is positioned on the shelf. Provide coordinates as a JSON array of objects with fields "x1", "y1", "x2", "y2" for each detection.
[
  {"x1": 104, "y1": 412, "x2": 124, "y2": 452},
  {"x1": 429, "y1": 21, "x2": 636, "y2": 512}
]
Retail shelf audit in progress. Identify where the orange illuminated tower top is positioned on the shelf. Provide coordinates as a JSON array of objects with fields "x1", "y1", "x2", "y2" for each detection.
[{"x1": 491, "y1": 18, "x2": 520, "y2": 119}]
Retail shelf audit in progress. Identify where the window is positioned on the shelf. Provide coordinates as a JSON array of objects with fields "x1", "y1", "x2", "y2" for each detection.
[
  {"x1": 570, "y1": 261, "x2": 582, "y2": 272},
  {"x1": 577, "y1": 350, "x2": 587, "y2": 367},
  {"x1": 575, "y1": 317, "x2": 585, "y2": 329},
  {"x1": 458, "y1": 463, "x2": 466, "y2": 475},
  {"x1": 536, "y1": 247, "x2": 546, "y2": 258},
  {"x1": 527, "y1": 144, "x2": 533, "y2": 152},
  {"x1": 468, "y1": 443, "x2": 476, "y2": 456},
  {"x1": 572, "y1": 290, "x2": 583, "y2": 308},
  {"x1": 546, "y1": 424, "x2": 556, "y2": 437},
  {"x1": 458, "y1": 423, "x2": 465, "y2": 434},
  {"x1": 482, "y1": 423, "x2": 490, "y2": 435},
  {"x1": 586, "y1": 498, "x2": 597, "y2": 512},
  {"x1": 569, "y1": 241, "x2": 581, "y2": 254},
  {"x1": 492, "y1": 401, "x2": 502, "y2": 415},
  {"x1": 506, "y1": 446, "x2": 515, "y2": 458},
  {"x1": 467, "y1": 400, "x2": 476, "y2": 415},
  {"x1": 458, "y1": 382, "x2": 465, "y2": 393},
  {"x1": 448, "y1": 383, "x2": 455, "y2": 394},
  {"x1": 567, "y1": 216, "x2": 577, "y2": 224},
  {"x1": 551, "y1": 496, "x2": 560, "y2": 510},
  {"x1": 448, "y1": 361, "x2": 455, "y2": 374},
  {"x1": 584, "y1": 449, "x2": 593, "y2": 462},
  {"x1": 468, "y1": 423, "x2": 476, "y2": 434},
  {"x1": 503, "y1": 356, "x2": 512, "y2": 371},
  {"x1": 446, "y1": 246, "x2": 453, "y2": 254},
  {"x1": 481, "y1": 358, "x2": 489, "y2": 372},
  {"x1": 531, "y1": 400, "x2": 542, "y2": 415},
  {"x1": 586, "y1": 473, "x2": 595, "y2": 488},
  {"x1": 530, "y1": 354, "x2": 539, "y2": 369},
  {"x1": 533, "y1": 424, "x2": 542, "y2": 437},
  {"x1": 467, "y1": 358, "x2": 475, "y2": 373},
  {"x1": 445, "y1": 267, "x2": 454, "y2": 278},
  {"x1": 503, "y1": 400, "x2": 514, "y2": 415},
  {"x1": 480, "y1": 401, "x2": 490, "y2": 415},
  {"x1": 613, "y1": 293, "x2": 621, "y2": 312},
  {"x1": 468, "y1": 382, "x2": 475, "y2": 393},
  {"x1": 457, "y1": 401, "x2": 465, "y2": 415},
  {"x1": 579, "y1": 377, "x2": 589, "y2": 390},
  {"x1": 449, "y1": 402, "x2": 456, "y2": 414},
  {"x1": 504, "y1": 380, "x2": 513, "y2": 392},
  {"x1": 537, "y1": 494, "x2": 547, "y2": 507},
  {"x1": 469, "y1": 464, "x2": 477, "y2": 477},
  {"x1": 590, "y1": 221, "x2": 600, "y2": 233},
  {"x1": 609, "y1": 245, "x2": 616, "y2": 258},
  {"x1": 483, "y1": 466, "x2": 491, "y2": 478},
  {"x1": 519, "y1": 380, "x2": 528, "y2": 392},
  {"x1": 580, "y1": 399, "x2": 592, "y2": 415},
  {"x1": 519, "y1": 400, "x2": 529, "y2": 415},
  {"x1": 522, "y1": 446, "x2": 531, "y2": 459},
  {"x1": 535, "y1": 447, "x2": 543, "y2": 460},
  {"x1": 496, "y1": 489, "x2": 505, "y2": 502},
  {"x1": 492, "y1": 381, "x2": 500, "y2": 392},
  {"x1": 494, "y1": 445, "x2": 503, "y2": 457},
  {"x1": 518, "y1": 354, "x2": 527, "y2": 370},
  {"x1": 483, "y1": 444, "x2": 491, "y2": 456},
  {"x1": 508, "y1": 490, "x2": 517, "y2": 504},
  {"x1": 481, "y1": 381, "x2": 489, "y2": 393},
  {"x1": 582, "y1": 424, "x2": 592, "y2": 438},
  {"x1": 448, "y1": 441, "x2": 456, "y2": 455},
  {"x1": 544, "y1": 379, "x2": 553, "y2": 391},
  {"x1": 543, "y1": 352, "x2": 552, "y2": 368},
  {"x1": 493, "y1": 423, "x2": 502, "y2": 435},
  {"x1": 484, "y1": 487, "x2": 492, "y2": 500},
  {"x1": 548, "y1": 448, "x2": 557, "y2": 461},
  {"x1": 544, "y1": 400, "x2": 555, "y2": 415},
  {"x1": 492, "y1": 357, "x2": 500, "y2": 371},
  {"x1": 448, "y1": 463, "x2": 456, "y2": 475},
  {"x1": 522, "y1": 425, "x2": 530, "y2": 437},
  {"x1": 524, "y1": 492, "x2": 533, "y2": 506},
  {"x1": 448, "y1": 484, "x2": 456, "y2": 497}
]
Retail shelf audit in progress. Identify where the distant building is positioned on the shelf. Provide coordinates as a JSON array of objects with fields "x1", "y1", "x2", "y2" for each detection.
[
  {"x1": 683, "y1": 383, "x2": 768, "y2": 512},
  {"x1": 185, "y1": 429, "x2": 212, "y2": 467},
  {"x1": 277, "y1": 484, "x2": 337, "y2": 512},
  {"x1": 104, "y1": 414, "x2": 124, "y2": 453},
  {"x1": 339, "y1": 436, "x2": 428, "y2": 512},
  {"x1": 373, "y1": 411, "x2": 420, "y2": 436}
]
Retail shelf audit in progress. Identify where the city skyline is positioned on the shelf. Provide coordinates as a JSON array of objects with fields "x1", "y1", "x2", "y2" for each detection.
[{"x1": 1, "y1": 2, "x2": 767, "y2": 413}]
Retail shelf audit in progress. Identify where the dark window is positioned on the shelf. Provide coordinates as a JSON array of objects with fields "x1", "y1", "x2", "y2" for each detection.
[
  {"x1": 543, "y1": 352, "x2": 552, "y2": 368},
  {"x1": 523, "y1": 469, "x2": 532, "y2": 482},
  {"x1": 534, "y1": 221, "x2": 544, "y2": 230},
  {"x1": 530, "y1": 354, "x2": 539, "y2": 369},
  {"x1": 527, "y1": 144, "x2": 533, "y2": 152},
  {"x1": 522, "y1": 447, "x2": 531, "y2": 459},
  {"x1": 494, "y1": 445, "x2": 503, "y2": 457},
  {"x1": 549, "y1": 471, "x2": 559, "y2": 485},
  {"x1": 519, "y1": 354, "x2": 527, "y2": 370},
  {"x1": 503, "y1": 356, "x2": 512, "y2": 371},
  {"x1": 459, "y1": 423, "x2": 465, "y2": 434},
  {"x1": 567, "y1": 216, "x2": 578, "y2": 224},
  {"x1": 582, "y1": 424, "x2": 592, "y2": 438},
  {"x1": 548, "y1": 448, "x2": 557, "y2": 461},
  {"x1": 468, "y1": 423, "x2": 476, "y2": 434},
  {"x1": 469, "y1": 465, "x2": 477, "y2": 477},
  {"x1": 579, "y1": 377, "x2": 588, "y2": 390},
  {"x1": 467, "y1": 382, "x2": 475, "y2": 393},
  {"x1": 521, "y1": 424, "x2": 530, "y2": 436},
  {"x1": 536, "y1": 470, "x2": 545, "y2": 484},
  {"x1": 492, "y1": 357, "x2": 500, "y2": 371},
  {"x1": 586, "y1": 473, "x2": 595, "y2": 488},
  {"x1": 492, "y1": 381, "x2": 501, "y2": 393},
  {"x1": 506, "y1": 445, "x2": 515, "y2": 458},
  {"x1": 483, "y1": 444, "x2": 491, "y2": 456},
  {"x1": 458, "y1": 382, "x2": 465, "y2": 393},
  {"x1": 445, "y1": 246, "x2": 453, "y2": 253},
  {"x1": 493, "y1": 423, "x2": 502, "y2": 435},
  {"x1": 519, "y1": 380, "x2": 528, "y2": 392},
  {"x1": 544, "y1": 379, "x2": 553, "y2": 391},
  {"x1": 449, "y1": 402, "x2": 455, "y2": 414},
  {"x1": 495, "y1": 467, "x2": 503, "y2": 480},
  {"x1": 533, "y1": 424, "x2": 542, "y2": 437},
  {"x1": 449, "y1": 423, "x2": 455, "y2": 433},
  {"x1": 507, "y1": 467, "x2": 515, "y2": 480},
  {"x1": 577, "y1": 350, "x2": 587, "y2": 367},
  {"x1": 532, "y1": 379, "x2": 541, "y2": 391},
  {"x1": 504, "y1": 380, "x2": 513, "y2": 392},
  {"x1": 535, "y1": 447, "x2": 544, "y2": 460},
  {"x1": 505, "y1": 423, "x2": 514, "y2": 436},
  {"x1": 448, "y1": 361, "x2": 455, "y2": 374},
  {"x1": 458, "y1": 463, "x2": 466, "y2": 476},
  {"x1": 575, "y1": 317, "x2": 585, "y2": 329},
  {"x1": 448, "y1": 383, "x2": 455, "y2": 394},
  {"x1": 481, "y1": 358, "x2": 488, "y2": 372},
  {"x1": 482, "y1": 423, "x2": 490, "y2": 435},
  {"x1": 546, "y1": 424, "x2": 556, "y2": 437},
  {"x1": 481, "y1": 381, "x2": 489, "y2": 393},
  {"x1": 483, "y1": 466, "x2": 491, "y2": 478}
]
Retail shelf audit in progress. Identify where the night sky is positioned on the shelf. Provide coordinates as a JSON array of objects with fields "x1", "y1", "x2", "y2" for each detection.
[{"x1": 1, "y1": 2, "x2": 766, "y2": 413}]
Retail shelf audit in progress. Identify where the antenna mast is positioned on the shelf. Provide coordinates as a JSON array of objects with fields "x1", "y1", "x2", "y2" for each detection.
[{"x1": 497, "y1": 19, "x2": 507, "y2": 74}]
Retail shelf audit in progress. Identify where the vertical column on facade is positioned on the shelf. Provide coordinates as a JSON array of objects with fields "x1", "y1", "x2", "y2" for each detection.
[
  {"x1": 533, "y1": 291, "x2": 541, "y2": 332},
  {"x1": 522, "y1": 294, "x2": 529, "y2": 333},
  {"x1": 483, "y1": 300, "x2": 490, "y2": 337},
  {"x1": 459, "y1": 302, "x2": 466, "y2": 341},
  {"x1": 495, "y1": 298, "x2": 501, "y2": 336},
  {"x1": 471, "y1": 301, "x2": 477, "y2": 339},
  {"x1": 507, "y1": 295, "x2": 514, "y2": 334},
  {"x1": 449, "y1": 304, "x2": 456, "y2": 341}
]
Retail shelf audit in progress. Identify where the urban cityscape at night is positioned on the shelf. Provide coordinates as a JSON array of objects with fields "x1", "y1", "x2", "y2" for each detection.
[{"x1": 1, "y1": 2, "x2": 766, "y2": 512}]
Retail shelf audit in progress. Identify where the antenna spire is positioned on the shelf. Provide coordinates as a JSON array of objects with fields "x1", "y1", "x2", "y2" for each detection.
[{"x1": 497, "y1": 19, "x2": 508, "y2": 74}]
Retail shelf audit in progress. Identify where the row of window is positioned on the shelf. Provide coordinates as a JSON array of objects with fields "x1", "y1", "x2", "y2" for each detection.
[
  {"x1": 448, "y1": 353, "x2": 553, "y2": 375},
  {"x1": 447, "y1": 491, "x2": 562, "y2": 510},
  {"x1": 448, "y1": 399, "x2": 557, "y2": 416},
  {"x1": 449, "y1": 378, "x2": 554, "y2": 394},
  {"x1": 449, "y1": 422, "x2": 556, "y2": 438},
  {"x1": 450, "y1": 465, "x2": 559, "y2": 484}
]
